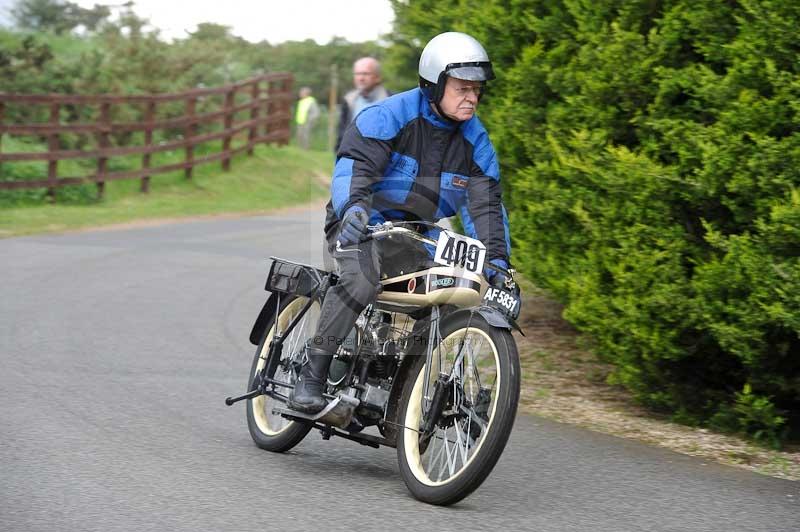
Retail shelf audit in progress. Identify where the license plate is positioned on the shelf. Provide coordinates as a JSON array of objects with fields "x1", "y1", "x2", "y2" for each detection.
[
  {"x1": 433, "y1": 231, "x2": 486, "y2": 274},
  {"x1": 483, "y1": 286, "x2": 521, "y2": 320}
]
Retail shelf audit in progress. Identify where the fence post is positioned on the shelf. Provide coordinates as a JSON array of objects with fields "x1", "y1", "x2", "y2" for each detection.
[
  {"x1": 185, "y1": 96, "x2": 196, "y2": 179},
  {"x1": 281, "y1": 76, "x2": 293, "y2": 146},
  {"x1": 141, "y1": 101, "x2": 156, "y2": 193},
  {"x1": 0, "y1": 101, "x2": 4, "y2": 175},
  {"x1": 96, "y1": 102, "x2": 111, "y2": 199},
  {"x1": 260, "y1": 78, "x2": 270, "y2": 140},
  {"x1": 263, "y1": 79, "x2": 274, "y2": 140},
  {"x1": 248, "y1": 81, "x2": 259, "y2": 155},
  {"x1": 47, "y1": 102, "x2": 60, "y2": 202},
  {"x1": 222, "y1": 88, "x2": 235, "y2": 170}
]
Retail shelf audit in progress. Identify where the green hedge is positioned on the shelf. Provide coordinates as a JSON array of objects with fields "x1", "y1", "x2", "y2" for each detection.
[{"x1": 390, "y1": 0, "x2": 800, "y2": 444}]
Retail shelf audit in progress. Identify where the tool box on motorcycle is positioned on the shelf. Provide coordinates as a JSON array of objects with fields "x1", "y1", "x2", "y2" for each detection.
[{"x1": 265, "y1": 259, "x2": 326, "y2": 297}]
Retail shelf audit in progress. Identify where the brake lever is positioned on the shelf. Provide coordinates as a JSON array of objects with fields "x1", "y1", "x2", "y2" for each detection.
[{"x1": 504, "y1": 268, "x2": 518, "y2": 291}]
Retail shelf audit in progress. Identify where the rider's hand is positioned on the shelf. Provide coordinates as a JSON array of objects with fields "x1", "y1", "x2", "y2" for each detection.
[
  {"x1": 338, "y1": 206, "x2": 369, "y2": 247},
  {"x1": 485, "y1": 258, "x2": 509, "y2": 286}
]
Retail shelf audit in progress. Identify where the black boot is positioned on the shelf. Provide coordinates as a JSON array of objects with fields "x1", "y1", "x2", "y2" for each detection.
[{"x1": 288, "y1": 346, "x2": 333, "y2": 414}]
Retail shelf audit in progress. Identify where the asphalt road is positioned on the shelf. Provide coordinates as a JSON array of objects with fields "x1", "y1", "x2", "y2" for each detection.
[{"x1": 1, "y1": 209, "x2": 797, "y2": 532}]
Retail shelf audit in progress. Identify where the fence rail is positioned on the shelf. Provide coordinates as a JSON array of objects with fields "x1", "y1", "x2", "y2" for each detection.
[{"x1": 0, "y1": 73, "x2": 293, "y2": 199}]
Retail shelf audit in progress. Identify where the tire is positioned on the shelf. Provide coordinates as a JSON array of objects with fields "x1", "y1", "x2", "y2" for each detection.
[
  {"x1": 396, "y1": 311, "x2": 520, "y2": 505},
  {"x1": 246, "y1": 296, "x2": 318, "y2": 452}
]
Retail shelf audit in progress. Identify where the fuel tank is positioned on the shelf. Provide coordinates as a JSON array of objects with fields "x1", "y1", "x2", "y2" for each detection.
[{"x1": 377, "y1": 266, "x2": 485, "y2": 308}]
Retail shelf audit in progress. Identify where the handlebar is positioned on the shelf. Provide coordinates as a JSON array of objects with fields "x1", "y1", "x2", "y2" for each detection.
[
  {"x1": 336, "y1": 221, "x2": 515, "y2": 281},
  {"x1": 366, "y1": 222, "x2": 436, "y2": 245}
]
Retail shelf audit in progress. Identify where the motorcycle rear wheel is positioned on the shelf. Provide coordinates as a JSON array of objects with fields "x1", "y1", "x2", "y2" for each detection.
[
  {"x1": 246, "y1": 296, "x2": 317, "y2": 452},
  {"x1": 396, "y1": 311, "x2": 520, "y2": 505}
]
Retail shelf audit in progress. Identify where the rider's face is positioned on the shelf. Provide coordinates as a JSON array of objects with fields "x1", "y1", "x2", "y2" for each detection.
[{"x1": 438, "y1": 77, "x2": 482, "y2": 121}]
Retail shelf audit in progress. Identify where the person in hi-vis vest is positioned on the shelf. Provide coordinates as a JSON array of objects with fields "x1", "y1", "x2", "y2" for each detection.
[{"x1": 295, "y1": 87, "x2": 320, "y2": 150}]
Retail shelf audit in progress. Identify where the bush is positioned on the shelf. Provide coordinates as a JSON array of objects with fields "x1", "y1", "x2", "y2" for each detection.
[{"x1": 390, "y1": 0, "x2": 800, "y2": 442}]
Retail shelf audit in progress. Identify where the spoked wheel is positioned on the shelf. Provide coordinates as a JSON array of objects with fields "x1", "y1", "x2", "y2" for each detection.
[
  {"x1": 246, "y1": 296, "x2": 319, "y2": 452},
  {"x1": 396, "y1": 311, "x2": 520, "y2": 505}
]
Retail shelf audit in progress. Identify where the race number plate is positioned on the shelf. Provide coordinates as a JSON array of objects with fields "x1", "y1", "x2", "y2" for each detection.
[
  {"x1": 483, "y1": 286, "x2": 522, "y2": 320},
  {"x1": 433, "y1": 231, "x2": 486, "y2": 274}
]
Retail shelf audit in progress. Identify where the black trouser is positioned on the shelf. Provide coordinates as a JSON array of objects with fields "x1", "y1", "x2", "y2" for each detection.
[{"x1": 312, "y1": 234, "x2": 431, "y2": 353}]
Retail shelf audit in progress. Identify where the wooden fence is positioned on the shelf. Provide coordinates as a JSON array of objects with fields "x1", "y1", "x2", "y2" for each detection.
[{"x1": 0, "y1": 73, "x2": 293, "y2": 200}]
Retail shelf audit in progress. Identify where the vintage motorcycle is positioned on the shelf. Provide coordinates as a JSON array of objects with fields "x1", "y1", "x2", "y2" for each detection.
[{"x1": 225, "y1": 221, "x2": 522, "y2": 506}]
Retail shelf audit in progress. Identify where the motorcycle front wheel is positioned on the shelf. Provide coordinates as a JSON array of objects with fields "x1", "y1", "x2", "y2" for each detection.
[
  {"x1": 396, "y1": 311, "x2": 520, "y2": 505},
  {"x1": 246, "y1": 296, "x2": 318, "y2": 452}
]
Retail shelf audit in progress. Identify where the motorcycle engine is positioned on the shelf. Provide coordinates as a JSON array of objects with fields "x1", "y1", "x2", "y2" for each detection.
[{"x1": 353, "y1": 310, "x2": 400, "y2": 415}]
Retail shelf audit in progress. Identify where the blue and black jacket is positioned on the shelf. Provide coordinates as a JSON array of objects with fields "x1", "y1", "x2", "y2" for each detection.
[{"x1": 325, "y1": 88, "x2": 511, "y2": 261}]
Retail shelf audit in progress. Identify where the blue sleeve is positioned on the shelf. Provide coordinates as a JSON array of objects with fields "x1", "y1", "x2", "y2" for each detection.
[
  {"x1": 460, "y1": 118, "x2": 510, "y2": 261},
  {"x1": 330, "y1": 105, "x2": 396, "y2": 218}
]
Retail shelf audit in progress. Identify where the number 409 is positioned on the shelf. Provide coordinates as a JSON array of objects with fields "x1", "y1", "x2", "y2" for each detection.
[{"x1": 441, "y1": 238, "x2": 480, "y2": 272}]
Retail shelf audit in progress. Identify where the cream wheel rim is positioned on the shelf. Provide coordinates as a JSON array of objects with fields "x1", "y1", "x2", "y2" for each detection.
[
  {"x1": 402, "y1": 327, "x2": 501, "y2": 486},
  {"x1": 251, "y1": 298, "x2": 320, "y2": 436}
]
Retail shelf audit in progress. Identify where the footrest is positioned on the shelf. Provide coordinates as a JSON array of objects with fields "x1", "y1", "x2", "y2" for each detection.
[{"x1": 273, "y1": 393, "x2": 360, "y2": 429}]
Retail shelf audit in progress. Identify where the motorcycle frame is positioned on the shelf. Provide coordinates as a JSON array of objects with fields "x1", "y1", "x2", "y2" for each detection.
[{"x1": 226, "y1": 223, "x2": 521, "y2": 449}]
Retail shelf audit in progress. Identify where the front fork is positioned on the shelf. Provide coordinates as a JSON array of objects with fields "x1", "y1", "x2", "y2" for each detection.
[{"x1": 418, "y1": 306, "x2": 475, "y2": 440}]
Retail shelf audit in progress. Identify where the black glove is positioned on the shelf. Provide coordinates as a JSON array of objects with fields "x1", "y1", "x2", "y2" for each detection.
[
  {"x1": 337, "y1": 206, "x2": 368, "y2": 247},
  {"x1": 485, "y1": 258, "x2": 509, "y2": 287}
]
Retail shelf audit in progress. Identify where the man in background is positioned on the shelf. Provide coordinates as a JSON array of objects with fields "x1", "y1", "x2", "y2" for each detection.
[
  {"x1": 335, "y1": 57, "x2": 390, "y2": 152},
  {"x1": 295, "y1": 86, "x2": 320, "y2": 150}
]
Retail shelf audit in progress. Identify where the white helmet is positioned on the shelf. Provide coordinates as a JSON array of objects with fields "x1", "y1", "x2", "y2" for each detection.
[{"x1": 418, "y1": 32, "x2": 495, "y2": 104}]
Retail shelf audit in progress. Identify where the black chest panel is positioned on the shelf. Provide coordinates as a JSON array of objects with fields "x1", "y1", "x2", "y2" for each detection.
[{"x1": 388, "y1": 117, "x2": 475, "y2": 221}]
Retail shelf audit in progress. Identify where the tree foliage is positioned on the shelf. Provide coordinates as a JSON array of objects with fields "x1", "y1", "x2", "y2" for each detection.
[
  {"x1": 11, "y1": 0, "x2": 111, "y2": 34},
  {"x1": 2, "y1": 0, "x2": 385, "y2": 100},
  {"x1": 390, "y1": 0, "x2": 800, "y2": 444}
]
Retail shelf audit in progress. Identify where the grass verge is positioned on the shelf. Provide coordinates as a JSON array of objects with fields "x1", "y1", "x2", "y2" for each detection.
[{"x1": 0, "y1": 143, "x2": 331, "y2": 237}]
